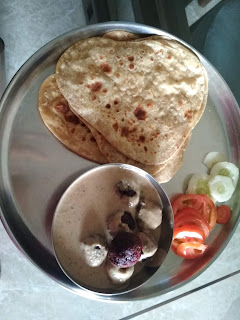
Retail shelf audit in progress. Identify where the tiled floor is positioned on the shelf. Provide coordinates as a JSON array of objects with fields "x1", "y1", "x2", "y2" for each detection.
[{"x1": 1, "y1": 1, "x2": 239, "y2": 319}]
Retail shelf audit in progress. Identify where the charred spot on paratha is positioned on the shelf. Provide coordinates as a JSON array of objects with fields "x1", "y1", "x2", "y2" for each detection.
[
  {"x1": 64, "y1": 114, "x2": 80, "y2": 124},
  {"x1": 55, "y1": 35, "x2": 207, "y2": 165},
  {"x1": 134, "y1": 106, "x2": 147, "y2": 120},
  {"x1": 54, "y1": 103, "x2": 69, "y2": 113},
  {"x1": 89, "y1": 82, "x2": 102, "y2": 92},
  {"x1": 100, "y1": 63, "x2": 112, "y2": 73},
  {"x1": 38, "y1": 74, "x2": 107, "y2": 164}
]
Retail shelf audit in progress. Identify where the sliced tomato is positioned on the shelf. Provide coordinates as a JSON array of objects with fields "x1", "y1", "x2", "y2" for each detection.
[
  {"x1": 172, "y1": 194, "x2": 207, "y2": 215},
  {"x1": 174, "y1": 207, "x2": 210, "y2": 239},
  {"x1": 172, "y1": 225, "x2": 205, "y2": 249},
  {"x1": 176, "y1": 242, "x2": 207, "y2": 259},
  {"x1": 199, "y1": 194, "x2": 217, "y2": 230},
  {"x1": 216, "y1": 205, "x2": 232, "y2": 224},
  {"x1": 172, "y1": 194, "x2": 217, "y2": 231},
  {"x1": 171, "y1": 244, "x2": 178, "y2": 255},
  {"x1": 170, "y1": 193, "x2": 184, "y2": 206}
]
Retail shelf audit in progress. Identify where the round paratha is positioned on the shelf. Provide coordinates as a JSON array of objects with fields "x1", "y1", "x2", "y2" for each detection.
[
  {"x1": 38, "y1": 74, "x2": 107, "y2": 164},
  {"x1": 102, "y1": 30, "x2": 139, "y2": 41},
  {"x1": 56, "y1": 36, "x2": 207, "y2": 165},
  {"x1": 78, "y1": 116, "x2": 168, "y2": 175},
  {"x1": 153, "y1": 135, "x2": 191, "y2": 183}
]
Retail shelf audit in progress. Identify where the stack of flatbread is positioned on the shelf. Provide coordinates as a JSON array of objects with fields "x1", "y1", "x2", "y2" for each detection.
[{"x1": 38, "y1": 31, "x2": 208, "y2": 183}]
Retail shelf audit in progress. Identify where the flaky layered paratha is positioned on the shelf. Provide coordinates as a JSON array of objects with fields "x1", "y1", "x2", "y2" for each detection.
[
  {"x1": 102, "y1": 30, "x2": 139, "y2": 41},
  {"x1": 56, "y1": 36, "x2": 207, "y2": 165},
  {"x1": 78, "y1": 116, "x2": 167, "y2": 175},
  {"x1": 38, "y1": 74, "x2": 107, "y2": 164},
  {"x1": 153, "y1": 135, "x2": 191, "y2": 183},
  {"x1": 76, "y1": 113, "x2": 190, "y2": 182}
]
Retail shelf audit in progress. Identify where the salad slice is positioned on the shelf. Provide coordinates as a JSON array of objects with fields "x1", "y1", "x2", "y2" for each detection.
[
  {"x1": 174, "y1": 207, "x2": 210, "y2": 239},
  {"x1": 172, "y1": 225, "x2": 205, "y2": 249},
  {"x1": 210, "y1": 161, "x2": 239, "y2": 188},
  {"x1": 187, "y1": 174, "x2": 211, "y2": 197},
  {"x1": 176, "y1": 243, "x2": 207, "y2": 260},
  {"x1": 216, "y1": 205, "x2": 232, "y2": 224},
  {"x1": 208, "y1": 175, "x2": 235, "y2": 202},
  {"x1": 203, "y1": 152, "x2": 226, "y2": 169}
]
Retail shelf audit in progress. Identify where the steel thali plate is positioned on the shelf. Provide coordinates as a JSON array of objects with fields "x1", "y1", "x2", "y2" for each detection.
[{"x1": 0, "y1": 22, "x2": 240, "y2": 301}]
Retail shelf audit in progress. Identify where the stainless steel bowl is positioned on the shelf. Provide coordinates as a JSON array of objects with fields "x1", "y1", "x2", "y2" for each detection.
[{"x1": 51, "y1": 163, "x2": 174, "y2": 296}]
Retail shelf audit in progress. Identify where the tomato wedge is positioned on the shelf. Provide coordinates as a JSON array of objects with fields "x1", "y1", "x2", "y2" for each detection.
[
  {"x1": 172, "y1": 225, "x2": 205, "y2": 249},
  {"x1": 174, "y1": 207, "x2": 210, "y2": 239},
  {"x1": 200, "y1": 194, "x2": 217, "y2": 230},
  {"x1": 176, "y1": 243, "x2": 207, "y2": 259},
  {"x1": 216, "y1": 205, "x2": 232, "y2": 224}
]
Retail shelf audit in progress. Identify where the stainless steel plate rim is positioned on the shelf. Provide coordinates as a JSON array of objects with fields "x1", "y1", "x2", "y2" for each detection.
[{"x1": 0, "y1": 21, "x2": 240, "y2": 302}]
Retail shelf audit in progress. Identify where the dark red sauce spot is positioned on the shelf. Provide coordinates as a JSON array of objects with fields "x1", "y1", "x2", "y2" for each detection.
[
  {"x1": 128, "y1": 56, "x2": 134, "y2": 62},
  {"x1": 129, "y1": 64, "x2": 134, "y2": 69},
  {"x1": 105, "y1": 104, "x2": 111, "y2": 109}
]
